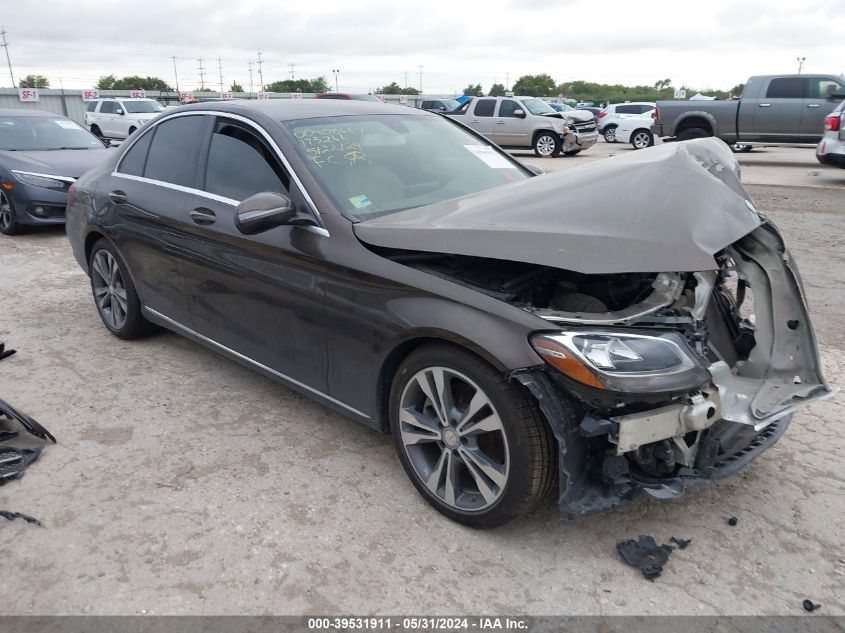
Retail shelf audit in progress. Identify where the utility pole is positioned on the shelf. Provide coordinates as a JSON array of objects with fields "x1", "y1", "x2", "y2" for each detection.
[
  {"x1": 248, "y1": 61, "x2": 254, "y2": 93},
  {"x1": 0, "y1": 26, "x2": 15, "y2": 88},
  {"x1": 171, "y1": 56, "x2": 179, "y2": 93},
  {"x1": 404, "y1": 71, "x2": 408, "y2": 88},
  {"x1": 256, "y1": 50, "x2": 264, "y2": 91},
  {"x1": 332, "y1": 69, "x2": 340, "y2": 92},
  {"x1": 197, "y1": 58, "x2": 206, "y2": 90},
  {"x1": 217, "y1": 57, "x2": 224, "y2": 92},
  {"x1": 289, "y1": 63, "x2": 296, "y2": 80},
  {"x1": 797, "y1": 56, "x2": 806, "y2": 74},
  {"x1": 505, "y1": 72, "x2": 509, "y2": 90},
  {"x1": 418, "y1": 65, "x2": 423, "y2": 94}
]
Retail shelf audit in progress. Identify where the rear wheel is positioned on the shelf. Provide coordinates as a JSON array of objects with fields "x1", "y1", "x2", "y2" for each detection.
[
  {"x1": 390, "y1": 344, "x2": 555, "y2": 528},
  {"x1": 731, "y1": 143, "x2": 753, "y2": 153},
  {"x1": 563, "y1": 149, "x2": 581, "y2": 156},
  {"x1": 631, "y1": 129, "x2": 654, "y2": 149},
  {"x1": 0, "y1": 191, "x2": 22, "y2": 236},
  {"x1": 89, "y1": 239, "x2": 156, "y2": 339},
  {"x1": 677, "y1": 127, "x2": 710, "y2": 141},
  {"x1": 533, "y1": 132, "x2": 561, "y2": 157},
  {"x1": 602, "y1": 125, "x2": 618, "y2": 143}
]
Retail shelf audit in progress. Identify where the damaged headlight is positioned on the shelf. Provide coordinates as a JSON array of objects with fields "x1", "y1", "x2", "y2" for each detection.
[{"x1": 531, "y1": 330, "x2": 710, "y2": 393}]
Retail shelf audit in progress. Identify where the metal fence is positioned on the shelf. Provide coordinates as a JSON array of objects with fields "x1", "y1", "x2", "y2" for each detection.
[{"x1": 0, "y1": 89, "x2": 433, "y2": 125}]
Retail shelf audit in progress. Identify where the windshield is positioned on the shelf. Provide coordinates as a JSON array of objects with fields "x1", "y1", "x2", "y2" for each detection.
[
  {"x1": 520, "y1": 98, "x2": 556, "y2": 115},
  {"x1": 351, "y1": 95, "x2": 383, "y2": 102},
  {"x1": 439, "y1": 99, "x2": 460, "y2": 110},
  {"x1": 0, "y1": 116, "x2": 104, "y2": 150},
  {"x1": 123, "y1": 100, "x2": 165, "y2": 113},
  {"x1": 285, "y1": 114, "x2": 530, "y2": 219}
]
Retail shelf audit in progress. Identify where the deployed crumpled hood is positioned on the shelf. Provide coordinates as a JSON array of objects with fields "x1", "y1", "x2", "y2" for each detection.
[
  {"x1": 543, "y1": 109, "x2": 594, "y2": 122},
  {"x1": 354, "y1": 138, "x2": 763, "y2": 274},
  {"x1": 0, "y1": 148, "x2": 112, "y2": 180}
]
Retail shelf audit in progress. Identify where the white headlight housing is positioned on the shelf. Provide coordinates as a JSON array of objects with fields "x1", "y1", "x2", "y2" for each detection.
[{"x1": 11, "y1": 170, "x2": 69, "y2": 190}]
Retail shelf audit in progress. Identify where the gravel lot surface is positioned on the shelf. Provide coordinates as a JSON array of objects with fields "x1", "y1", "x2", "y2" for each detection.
[{"x1": 0, "y1": 175, "x2": 842, "y2": 615}]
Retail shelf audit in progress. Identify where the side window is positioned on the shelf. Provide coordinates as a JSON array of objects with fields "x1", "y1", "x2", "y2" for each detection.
[
  {"x1": 203, "y1": 119, "x2": 288, "y2": 201},
  {"x1": 100, "y1": 101, "x2": 116, "y2": 114},
  {"x1": 766, "y1": 78, "x2": 806, "y2": 99},
  {"x1": 808, "y1": 77, "x2": 844, "y2": 99},
  {"x1": 637, "y1": 105, "x2": 654, "y2": 114},
  {"x1": 474, "y1": 99, "x2": 496, "y2": 117},
  {"x1": 421, "y1": 101, "x2": 433, "y2": 109},
  {"x1": 144, "y1": 115, "x2": 206, "y2": 187},
  {"x1": 616, "y1": 105, "x2": 637, "y2": 114},
  {"x1": 86, "y1": 102, "x2": 97, "y2": 112},
  {"x1": 118, "y1": 131, "x2": 154, "y2": 176},
  {"x1": 498, "y1": 99, "x2": 522, "y2": 117}
]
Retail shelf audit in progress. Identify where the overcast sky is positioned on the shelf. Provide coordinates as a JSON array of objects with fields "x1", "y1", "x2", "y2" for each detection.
[{"x1": 2, "y1": 0, "x2": 843, "y2": 94}]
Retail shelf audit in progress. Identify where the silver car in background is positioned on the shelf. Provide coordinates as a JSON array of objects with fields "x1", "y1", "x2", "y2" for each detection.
[{"x1": 816, "y1": 99, "x2": 845, "y2": 168}]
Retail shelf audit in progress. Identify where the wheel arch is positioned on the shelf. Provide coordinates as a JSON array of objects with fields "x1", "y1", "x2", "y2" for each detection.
[{"x1": 674, "y1": 113, "x2": 716, "y2": 137}]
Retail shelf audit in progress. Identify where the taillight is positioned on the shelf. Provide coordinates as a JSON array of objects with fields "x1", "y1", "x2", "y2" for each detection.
[
  {"x1": 67, "y1": 183, "x2": 76, "y2": 201},
  {"x1": 824, "y1": 115, "x2": 840, "y2": 132},
  {"x1": 653, "y1": 106, "x2": 661, "y2": 122},
  {"x1": 597, "y1": 111, "x2": 607, "y2": 118}
]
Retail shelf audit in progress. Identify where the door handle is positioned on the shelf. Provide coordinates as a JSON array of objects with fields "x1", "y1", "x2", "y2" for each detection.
[
  {"x1": 108, "y1": 190, "x2": 127, "y2": 204},
  {"x1": 190, "y1": 207, "x2": 216, "y2": 225},
  {"x1": 758, "y1": 103, "x2": 771, "y2": 107},
  {"x1": 807, "y1": 103, "x2": 820, "y2": 108}
]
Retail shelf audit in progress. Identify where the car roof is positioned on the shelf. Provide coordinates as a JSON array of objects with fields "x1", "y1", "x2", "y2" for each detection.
[
  {"x1": 166, "y1": 98, "x2": 430, "y2": 121},
  {"x1": 0, "y1": 108, "x2": 64, "y2": 118}
]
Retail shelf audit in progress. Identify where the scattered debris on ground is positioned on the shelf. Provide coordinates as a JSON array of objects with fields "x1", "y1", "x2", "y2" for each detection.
[
  {"x1": 728, "y1": 516, "x2": 739, "y2": 526},
  {"x1": 0, "y1": 343, "x2": 15, "y2": 362},
  {"x1": 670, "y1": 537, "x2": 692, "y2": 550},
  {"x1": 803, "y1": 599, "x2": 822, "y2": 612},
  {"x1": 617, "y1": 535, "x2": 681, "y2": 581},
  {"x1": 0, "y1": 510, "x2": 41, "y2": 526},
  {"x1": 0, "y1": 399, "x2": 57, "y2": 444}
]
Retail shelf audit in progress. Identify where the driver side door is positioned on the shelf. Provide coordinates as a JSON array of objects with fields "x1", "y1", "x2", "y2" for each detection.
[{"x1": 493, "y1": 99, "x2": 532, "y2": 146}]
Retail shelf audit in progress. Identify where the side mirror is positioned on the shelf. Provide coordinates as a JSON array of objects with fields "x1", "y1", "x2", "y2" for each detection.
[
  {"x1": 513, "y1": 109, "x2": 526, "y2": 118},
  {"x1": 522, "y1": 162, "x2": 543, "y2": 176},
  {"x1": 235, "y1": 192, "x2": 310, "y2": 235},
  {"x1": 439, "y1": 106, "x2": 447, "y2": 111},
  {"x1": 116, "y1": 108, "x2": 124, "y2": 115},
  {"x1": 827, "y1": 92, "x2": 845, "y2": 101}
]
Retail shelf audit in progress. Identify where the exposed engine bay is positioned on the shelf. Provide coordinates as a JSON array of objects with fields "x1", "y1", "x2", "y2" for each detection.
[{"x1": 376, "y1": 220, "x2": 832, "y2": 514}]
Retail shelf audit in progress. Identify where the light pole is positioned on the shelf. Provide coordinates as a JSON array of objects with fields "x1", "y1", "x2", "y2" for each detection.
[
  {"x1": 171, "y1": 56, "x2": 179, "y2": 93},
  {"x1": 418, "y1": 65, "x2": 423, "y2": 94},
  {"x1": 796, "y1": 57, "x2": 806, "y2": 74},
  {"x1": 332, "y1": 69, "x2": 340, "y2": 92}
]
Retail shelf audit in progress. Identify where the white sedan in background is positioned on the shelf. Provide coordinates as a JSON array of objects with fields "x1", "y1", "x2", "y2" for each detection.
[{"x1": 615, "y1": 114, "x2": 660, "y2": 150}]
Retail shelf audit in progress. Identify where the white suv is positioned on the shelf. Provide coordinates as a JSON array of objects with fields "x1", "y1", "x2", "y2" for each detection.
[
  {"x1": 85, "y1": 98, "x2": 165, "y2": 140},
  {"x1": 597, "y1": 102, "x2": 655, "y2": 142}
]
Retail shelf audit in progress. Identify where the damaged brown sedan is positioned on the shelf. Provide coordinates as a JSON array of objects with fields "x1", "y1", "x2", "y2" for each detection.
[{"x1": 66, "y1": 100, "x2": 831, "y2": 527}]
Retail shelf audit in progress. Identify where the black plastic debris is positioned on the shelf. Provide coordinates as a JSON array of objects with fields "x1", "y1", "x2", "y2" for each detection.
[
  {"x1": 0, "y1": 446, "x2": 43, "y2": 485},
  {"x1": 728, "y1": 516, "x2": 739, "y2": 526},
  {"x1": 803, "y1": 600, "x2": 821, "y2": 612},
  {"x1": 617, "y1": 536, "x2": 675, "y2": 581},
  {"x1": 0, "y1": 399, "x2": 56, "y2": 443},
  {"x1": 670, "y1": 537, "x2": 692, "y2": 550},
  {"x1": 0, "y1": 343, "x2": 15, "y2": 362},
  {"x1": 0, "y1": 511, "x2": 41, "y2": 526}
]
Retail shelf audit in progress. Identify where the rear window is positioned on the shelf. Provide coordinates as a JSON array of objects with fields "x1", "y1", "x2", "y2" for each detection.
[
  {"x1": 766, "y1": 78, "x2": 806, "y2": 99},
  {"x1": 143, "y1": 115, "x2": 205, "y2": 187},
  {"x1": 616, "y1": 105, "x2": 639, "y2": 114}
]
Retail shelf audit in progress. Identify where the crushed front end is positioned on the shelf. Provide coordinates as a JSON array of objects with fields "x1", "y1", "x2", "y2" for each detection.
[{"x1": 515, "y1": 221, "x2": 832, "y2": 514}]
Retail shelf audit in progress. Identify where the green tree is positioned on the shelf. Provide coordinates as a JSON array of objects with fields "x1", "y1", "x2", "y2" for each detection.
[
  {"x1": 462, "y1": 83, "x2": 483, "y2": 96},
  {"x1": 488, "y1": 83, "x2": 506, "y2": 96},
  {"x1": 511, "y1": 73, "x2": 557, "y2": 97},
  {"x1": 653, "y1": 78, "x2": 672, "y2": 91},
  {"x1": 730, "y1": 83, "x2": 745, "y2": 97},
  {"x1": 96, "y1": 75, "x2": 171, "y2": 90},
  {"x1": 265, "y1": 77, "x2": 330, "y2": 93},
  {"x1": 375, "y1": 82, "x2": 419, "y2": 95},
  {"x1": 19, "y1": 74, "x2": 50, "y2": 88},
  {"x1": 229, "y1": 81, "x2": 244, "y2": 92}
]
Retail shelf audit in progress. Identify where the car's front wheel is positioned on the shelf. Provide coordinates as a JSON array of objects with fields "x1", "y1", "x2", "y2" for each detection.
[
  {"x1": 0, "y1": 191, "x2": 22, "y2": 236},
  {"x1": 390, "y1": 344, "x2": 555, "y2": 528},
  {"x1": 533, "y1": 132, "x2": 561, "y2": 157},
  {"x1": 631, "y1": 129, "x2": 654, "y2": 149},
  {"x1": 89, "y1": 239, "x2": 156, "y2": 339}
]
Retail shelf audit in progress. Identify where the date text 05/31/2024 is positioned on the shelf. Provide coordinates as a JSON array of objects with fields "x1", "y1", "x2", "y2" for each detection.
[{"x1": 307, "y1": 617, "x2": 529, "y2": 631}]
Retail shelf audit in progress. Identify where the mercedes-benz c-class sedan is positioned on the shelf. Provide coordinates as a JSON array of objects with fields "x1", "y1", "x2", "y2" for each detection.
[{"x1": 66, "y1": 100, "x2": 831, "y2": 527}]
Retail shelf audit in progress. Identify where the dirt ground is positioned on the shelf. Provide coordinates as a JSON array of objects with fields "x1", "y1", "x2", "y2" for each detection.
[{"x1": 0, "y1": 182, "x2": 843, "y2": 616}]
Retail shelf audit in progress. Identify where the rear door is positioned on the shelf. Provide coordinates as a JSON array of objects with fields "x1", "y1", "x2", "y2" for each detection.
[
  {"x1": 803, "y1": 76, "x2": 845, "y2": 138},
  {"x1": 177, "y1": 115, "x2": 329, "y2": 392},
  {"x1": 494, "y1": 98, "x2": 533, "y2": 147},
  {"x1": 97, "y1": 101, "x2": 119, "y2": 137},
  {"x1": 465, "y1": 98, "x2": 498, "y2": 140},
  {"x1": 108, "y1": 113, "x2": 208, "y2": 323},
  {"x1": 753, "y1": 77, "x2": 806, "y2": 140}
]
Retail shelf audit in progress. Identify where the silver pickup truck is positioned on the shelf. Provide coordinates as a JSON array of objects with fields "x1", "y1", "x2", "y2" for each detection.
[{"x1": 653, "y1": 74, "x2": 845, "y2": 145}]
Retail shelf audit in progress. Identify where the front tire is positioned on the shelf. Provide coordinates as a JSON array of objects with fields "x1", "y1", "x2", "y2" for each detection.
[
  {"x1": 89, "y1": 239, "x2": 156, "y2": 339},
  {"x1": 602, "y1": 125, "x2": 618, "y2": 143},
  {"x1": 390, "y1": 344, "x2": 555, "y2": 528},
  {"x1": 0, "y1": 191, "x2": 23, "y2": 236},
  {"x1": 533, "y1": 132, "x2": 561, "y2": 158},
  {"x1": 630, "y1": 129, "x2": 654, "y2": 149}
]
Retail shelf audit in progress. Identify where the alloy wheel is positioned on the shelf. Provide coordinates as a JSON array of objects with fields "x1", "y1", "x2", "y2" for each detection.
[
  {"x1": 604, "y1": 126, "x2": 617, "y2": 142},
  {"x1": 535, "y1": 135, "x2": 556, "y2": 157},
  {"x1": 0, "y1": 192, "x2": 12, "y2": 232},
  {"x1": 398, "y1": 366, "x2": 510, "y2": 512},
  {"x1": 91, "y1": 250, "x2": 128, "y2": 330},
  {"x1": 632, "y1": 131, "x2": 652, "y2": 149}
]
